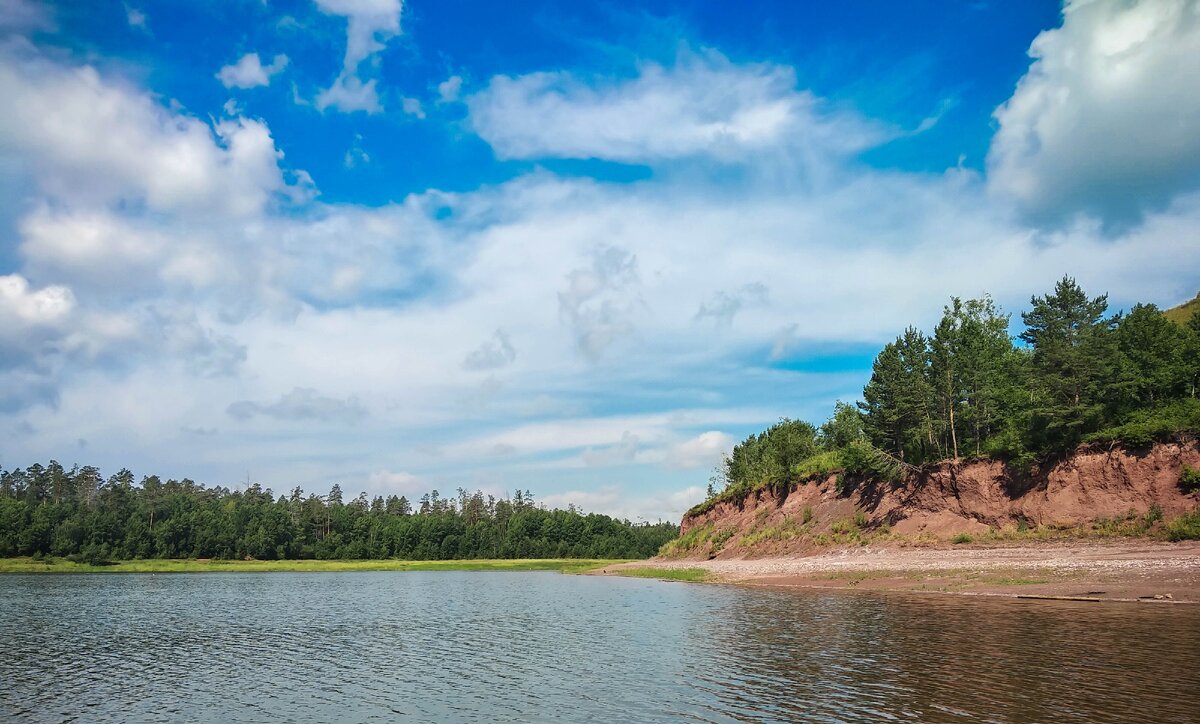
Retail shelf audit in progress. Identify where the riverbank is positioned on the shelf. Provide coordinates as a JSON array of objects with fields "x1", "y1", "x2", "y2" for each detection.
[
  {"x1": 602, "y1": 540, "x2": 1200, "y2": 603},
  {"x1": 0, "y1": 557, "x2": 626, "y2": 574}
]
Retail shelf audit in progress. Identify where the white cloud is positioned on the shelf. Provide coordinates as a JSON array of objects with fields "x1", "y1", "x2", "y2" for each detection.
[
  {"x1": 217, "y1": 53, "x2": 289, "y2": 89},
  {"x1": 0, "y1": 273, "x2": 73, "y2": 328},
  {"x1": 124, "y1": 3, "x2": 147, "y2": 30},
  {"x1": 437, "y1": 74, "x2": 462, "y2": 102},
  {"x1": 401, "y1": 96, "x2": 424, "y2": 118},
  {"x1": 988, "y1": 0, "x2": 1200, "y2": 226},
  {"x1": 468, "y1": 47, "x2": 888, "y2": 163},
  {"x1": 663, "y1": 431, "x2": 733, "y2": 470},
  {"x1": 540, "y1": 484, "x2": 705, "y2": 523},
  {"x1": 0, "y1": 55, "x2": 300, "y2": 217},
  {"x1": 315, "y1": 0, "x2": 402, "y2": 113},
  {"x1": 367, "y1": 469, "x2": 424, "y2": 495}
]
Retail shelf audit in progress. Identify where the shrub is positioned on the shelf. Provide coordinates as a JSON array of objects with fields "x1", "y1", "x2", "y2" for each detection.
[
  {"x1": 1165, "y1": 509, "x2": 1200, "y2": 541},
  {"x1": 830, "y1": 519, "x2": 856, "y2": 534},
  {"x1": 792, "y1": 450, "x2": 844, "y2": 480},
  {"x1": 1181, "y1": 464, "x2": 1200, "y2": 493},
  {"x1": 801, "y1": 506, "x2": 814, "y2": 524},
  {"x1": 853, "y1": 511, "x2": 868, "y2": 528},
  {"x1": 951, "y1": 533, "x2": 973, "y2": 544}
]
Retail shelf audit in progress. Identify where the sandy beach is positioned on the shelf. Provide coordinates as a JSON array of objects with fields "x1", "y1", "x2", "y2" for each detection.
[{"x1": 603, "y1": 540, "x2": 1200, "y2": 603}]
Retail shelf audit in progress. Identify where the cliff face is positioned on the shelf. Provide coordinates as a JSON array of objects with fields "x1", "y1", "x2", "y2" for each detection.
[{"x1": 677, "y1": 442, "x2": 1200, "y2": 558}]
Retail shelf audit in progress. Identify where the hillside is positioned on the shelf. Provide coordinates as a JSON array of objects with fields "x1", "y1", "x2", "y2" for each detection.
[
  {"x1": 1165, "y1": 291, "x2": 1200, "y2": 325},
  {"x1": 663, "y1": 441, "x2": 1200, "y2": 559}
]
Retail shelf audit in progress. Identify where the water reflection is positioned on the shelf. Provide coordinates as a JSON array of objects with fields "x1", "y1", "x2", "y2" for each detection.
[{"x1": 1, "y1": 573, "x2": 1197, "y2": 722}]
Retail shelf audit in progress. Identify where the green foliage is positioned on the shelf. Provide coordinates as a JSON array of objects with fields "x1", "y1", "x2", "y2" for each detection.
[
  {"x1": 791, "y1": 450, "x2": 844, "y2": 480},
  {"x1": 0, "y1": 464, "x2": 677, "y2": 562},
  {"x1": 951, "y1": 533, "x2": 974, "y2": 544},
  {"x1": 819, "y1": 401, "x2": 865, "y2": 450},
  {"x1": 1085, "y1": 399, "x2": 1200, "y2": 448},
  {"x1": 1165, "y1": 509, "x2": 1200, "y2": 541},
  {"x1": 1181, "y1": 465, "x2": 1200, "y2": 493},
  {"x1": 801, "y1": 505, "x2": 814, "y2": 524}
]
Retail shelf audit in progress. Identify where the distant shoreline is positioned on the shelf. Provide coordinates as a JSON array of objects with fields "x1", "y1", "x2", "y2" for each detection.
[
  {"x1": 0, "y1": 557, "x2": 626, "y2": 575},
  {"x1": 601, "y1": 540, "x2": 1200, "y2": 604}
]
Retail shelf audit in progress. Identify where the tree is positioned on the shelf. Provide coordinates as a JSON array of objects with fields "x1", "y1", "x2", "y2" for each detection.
[
  {"x1": 860, "y1": 327, "x2": 936, "y2": 462},
  {"x1": 1116, "y1": 303, "x2": 1185, "y2": 407},
  {"x1": 1020, "y1": 276, "x2": 1119, "y2": 450}
]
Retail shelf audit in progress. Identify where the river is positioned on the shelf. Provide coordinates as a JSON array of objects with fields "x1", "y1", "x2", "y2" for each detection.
[{"x1": 2, "y1": 571, "x2": 1198, "y2": 721}]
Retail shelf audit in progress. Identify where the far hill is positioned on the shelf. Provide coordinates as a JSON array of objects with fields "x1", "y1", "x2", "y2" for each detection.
[{"x1": 1165, "y1": 291, "x2": 1200, "y2": 325}]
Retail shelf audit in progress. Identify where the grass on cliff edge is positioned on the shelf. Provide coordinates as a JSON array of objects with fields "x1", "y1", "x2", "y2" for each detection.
[{"x1": 0, "y1": 558, "x2": 628, "y2": 574}]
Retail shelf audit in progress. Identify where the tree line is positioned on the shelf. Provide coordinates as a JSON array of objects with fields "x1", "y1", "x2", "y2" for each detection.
[
  {"x1": 0, "y1": 467, "x2": 678, "y2": 563},
  {"x1": 706, "y1": 277, "x2": 1200, "y2": 506}
]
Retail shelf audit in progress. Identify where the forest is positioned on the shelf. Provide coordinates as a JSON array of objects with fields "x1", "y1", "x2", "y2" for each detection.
[
  {"x1": 0, "y1": 471, "x2": 678, "y2": 563},
  {"x1": 703, "y1": 277, "x2": 1200, "y2": 510}
]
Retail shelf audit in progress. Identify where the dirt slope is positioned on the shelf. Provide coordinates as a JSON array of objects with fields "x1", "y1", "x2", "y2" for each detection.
[{"x1": 676, "y1": 441, "x2": 1200, "y2": 559}]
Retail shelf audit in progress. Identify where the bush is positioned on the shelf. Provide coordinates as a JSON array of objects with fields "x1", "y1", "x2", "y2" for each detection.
[
  {"x1": 792, "y1": 450, "x2": 844, "y2": 480},
  {"x1": 951, "y1": 533, "x2": 973, "y2": 544},
  {"x1": 801, "y1": 506, "x2": 814, "y2": 524},
  {"x1": 1165, "y1": 509, "x2": 1200, "y2": 541},
  {"x1": 1181, "y1": 464, "x2": 1200, "y2": 493},
  {"x1": 1086, "y1": 399, "x2": 1200, "y2": 449}
]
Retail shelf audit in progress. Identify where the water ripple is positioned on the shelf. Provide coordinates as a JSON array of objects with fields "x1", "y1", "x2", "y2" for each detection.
[{"x1": 1, "y1": 573, "x2": 1198, "y2": 722}]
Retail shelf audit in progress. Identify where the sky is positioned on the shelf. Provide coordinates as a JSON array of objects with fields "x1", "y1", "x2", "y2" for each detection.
[{"x1": 1, "y1": 0, "x2": 1199, "y2": 523}]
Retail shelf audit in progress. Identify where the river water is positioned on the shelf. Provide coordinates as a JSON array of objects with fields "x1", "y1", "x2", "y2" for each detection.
[{"x1": 1, "y1": 571, "x2": 1198, "y2": 722}]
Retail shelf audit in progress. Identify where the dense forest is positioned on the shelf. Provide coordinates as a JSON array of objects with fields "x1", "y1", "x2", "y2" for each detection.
[
  {"x1": 704, "y1": 277, "x2": 1200, "y2": 510},
  {"x1": 0, "y1": 469, "x2": 678, "y2": 563}
]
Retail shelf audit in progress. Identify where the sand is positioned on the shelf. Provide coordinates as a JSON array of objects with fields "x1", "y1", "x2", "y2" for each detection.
[{"x1": 603, "y1": 540, "x2": 1200, "y2": 603}]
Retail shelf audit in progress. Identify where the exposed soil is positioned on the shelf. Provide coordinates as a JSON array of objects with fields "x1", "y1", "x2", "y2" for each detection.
[
  {"x1": 676, "y1": 441, "x2": 1200, "y2": 558},
  {"x1": 606, "y1": 540, "x2": 1200, "y2": 603}
]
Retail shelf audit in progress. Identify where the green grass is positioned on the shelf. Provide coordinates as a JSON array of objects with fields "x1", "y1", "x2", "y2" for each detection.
[
  {"x1": 791, "y1": 450, "x2": 844, "y2": 479},
  {"x1": 741, "y1": 518, "x2": 806, "y2": 546},
  {"x1": 657, "y1": 523, "x2": 738, "y2": 557},
  {"x1": 609, "y1": 567, "x2": 709, "y2": 582},
  {"x1": 1164, "y1": 291, "x2": 1200, "y2": 325},
  {"x1": 0, "y1": 557, "x2": 628, "y2": 574}
]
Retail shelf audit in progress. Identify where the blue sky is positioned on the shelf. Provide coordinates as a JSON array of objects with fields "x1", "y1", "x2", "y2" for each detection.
[{"x1": 2, "y1": 0, "x2": 1199, "y2": 521}]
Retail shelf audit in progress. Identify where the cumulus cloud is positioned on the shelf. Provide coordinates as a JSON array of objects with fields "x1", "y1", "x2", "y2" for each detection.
[
  {"x1": 468, "y1": 48, "x2": 888, "y2": 163},
  {"x1": 401, "y1": 96, "x2": 424, "y2": 118},
  {"x1": 367, "y1": 469, "x2": 423, "y2": 494},
  {"x1": 0, "y1": 54, "x2": 300, "y2": 217},
  {"x1": 463, "y1": 329, "x2": 516, "y2": 371},
  {"x1": 437, "y1": 74, "x2": 462, "y2": 102},
  {"x1": 227, "y1": 387, "x2": 367, "y2": 423},
  {"x1": 315, "y1": 0, "x2": 402, "y2": 113},
  {"x1": 988, "y1": 0, "x2": 1200, "y2": 226},
  {"x1": 217, "y1": 52, "x2": 289, "y2": 89},
  {"x1": 663, "y1": 431, "x2": 733, "y2": 470}
]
